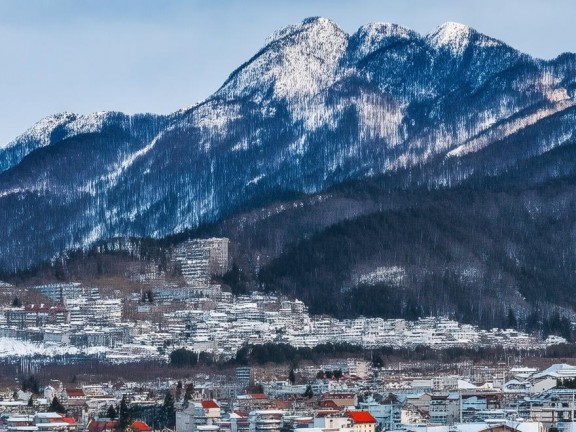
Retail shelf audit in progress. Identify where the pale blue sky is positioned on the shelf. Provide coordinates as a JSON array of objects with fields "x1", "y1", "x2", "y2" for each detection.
[{"x1": 0, "y1": 0, "x2": 574, "y2": 145}]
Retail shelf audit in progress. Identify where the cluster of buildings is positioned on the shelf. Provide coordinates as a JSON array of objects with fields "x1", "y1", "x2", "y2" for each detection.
[
  {"x1": 1, "y1": 412, "x2": 78, "y2": 432},
  {"x1": 0, "y1": 287, "x2": 565, "y2": 362},
  {"x1": 0, "y1": 237, "x2": 568, "y2": 361},
  {"x1": 4, "y1": 362, "x2": 576, "y2": 432}
]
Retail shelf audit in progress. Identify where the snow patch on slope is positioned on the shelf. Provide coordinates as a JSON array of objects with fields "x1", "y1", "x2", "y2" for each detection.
[
  {"x1": 0, "y1": 337, "x2": 107, "y2": 357},
  {"x1": 447, "y1": 98, "x2": 575, "y2": 158}
]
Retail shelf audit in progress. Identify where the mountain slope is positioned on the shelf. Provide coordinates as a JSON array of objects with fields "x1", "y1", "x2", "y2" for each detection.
[{"x1": 0, "y1": 17, "x2": 575, "y2": 273}]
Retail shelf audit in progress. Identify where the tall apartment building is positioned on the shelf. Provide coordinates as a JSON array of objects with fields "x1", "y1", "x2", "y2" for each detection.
[
  {"x1": 236, "y1": 367, "x2": 254, "y2": 385},
  {"x1": 174, "y1": 238, "x2": 230, "y2": 287}
]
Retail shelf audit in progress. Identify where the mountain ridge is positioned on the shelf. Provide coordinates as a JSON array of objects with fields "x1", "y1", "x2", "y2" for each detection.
[{"x1": 0, "y1": 17, "x2": 575, "y2": 276}]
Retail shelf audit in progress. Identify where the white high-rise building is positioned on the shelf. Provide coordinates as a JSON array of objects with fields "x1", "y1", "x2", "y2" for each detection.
[{"x1": 174, "y1": 238, "x2": 230, "y2": 287}]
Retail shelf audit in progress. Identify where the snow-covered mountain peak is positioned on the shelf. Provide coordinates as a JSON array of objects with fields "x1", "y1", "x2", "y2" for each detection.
[
  {"x1": 264, "y1": 17, "x2": 344, "y2": 48},
  {"x1": 427, "y1": 21, "x2": 475, "y2": 54},
  {"x1": 347, "y1": 22, "x2": 419, "y2": 63},
  {"x1": 217, "y1": 17, "x2": 348, "y2": 101},
  {"x1": 2, "y1": 112, "x2": 77, "y2": 149},
  {"x1": 6, "y1": 111, "x2": 119, "y2": 150},
  {"x1": 427, "y1": 22, "x2": 511, "y2": 55},
  {"x1": 355, "y1": 22, "x2": 417, "y2": 42}
]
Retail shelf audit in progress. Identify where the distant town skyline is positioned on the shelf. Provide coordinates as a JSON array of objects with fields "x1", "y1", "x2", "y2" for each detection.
[{"x1": 1, "y1": 0, "x2": 574, "y2": 145}]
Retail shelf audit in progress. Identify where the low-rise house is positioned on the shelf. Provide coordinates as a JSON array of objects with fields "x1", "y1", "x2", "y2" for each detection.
[
  {"x1": 313, "y1": 412, "x2": 351, "y2": 430},
  {"x1": 61, "y1": 389, "x2": 85, "y2": 402},
  {"x1": 86, "y1": 419, "x2": 118, "y2": 432},
  {"x1": 322, "y1": 393, "x2": 357, "y2": 409},
  {"x1": 34, "y1": 413, "x2": 77, "y2": 432},
  {"x1": 176, "y1": 400, "x2": 222, "y2": 432},
  {"x1": 248, "y1": 410, "x2": 284, "y2": 432},
  {"x1": 346, "y1": 411, "x2": 377, "y2": 432},
  {"x1": 6, "y1": 414, "x2": 35, "y2": 432},
  {"x1": 227, "y1": 412, "x2": 249, "y2": 432}
]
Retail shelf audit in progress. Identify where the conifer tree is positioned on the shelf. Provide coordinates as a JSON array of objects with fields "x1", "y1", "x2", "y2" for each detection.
[
  {"x1": 107, "y1": 404, "x2": 118, "y2": 419},
  {"x1": 288, "y1": 369, "x2": 296, "y2": 385},
  {"x1": 159, "y1": 391, "x2": 176, "y2": 428},
  {"x1": 183, "y1": 384, "x2": 194, "y2": 408},
  {"x1": 48, "y1": 396, "x2": 66, "y2": 414},
  {"x1": 118, "y1": 395, "x2": 131, "y2": 431}
]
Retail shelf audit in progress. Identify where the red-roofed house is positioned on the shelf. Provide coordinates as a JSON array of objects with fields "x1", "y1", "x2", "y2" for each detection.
[
  {"x1": 201, "y1": 400, "x2": 220, "y2": 410},
  {"x1": 131, "y1": 421, "x2": 152, "y2": 432},
  {"x1": 87, "y1": 419, "x2": 118, "y2": 432},
  {"x1": 62, "y1": 388, "x2": 86, "y2": 400},
  {"x1": 34, "y1": 413, "x2": 78, "y2": 432},
  {"x1": 347, "y1": 411, "x2": 377, "y2": 432}
]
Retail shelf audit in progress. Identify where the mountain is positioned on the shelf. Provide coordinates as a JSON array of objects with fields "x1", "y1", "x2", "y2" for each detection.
[{"x1": 1, "y1": 16, "x2": 576, "y2": 328}]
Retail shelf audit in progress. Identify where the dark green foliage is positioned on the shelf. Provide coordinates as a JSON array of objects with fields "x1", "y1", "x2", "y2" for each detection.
[
  {"x1": 304, "y1": 385, "x2": 313, "y2": 398},
  {"x1": 558, "y1": 378, "x2": 576, "y2": 389},
  {"x1": 170, "y1": 348, "x2": 198, "y2": 367},
  {"x1": 543, "y1": 312, "x2": 573, "y2": 341},
  {"x1": 118, "y1": 395, "x2": 130, "y2": 431},
  {"x1": 246, "y1": 383, "x2": 264, "y2": 394},
  {"x1": 12, "y1": 297, "x2": 21, "y2": 307},
  {"x1": 48, "y1": 396, "x2": 66, "y2": 414},
  {"x1": 288, "y1": 369, "x2": 296, "y2": 385},
  {"x1": 107, "y1": 404, "x2": 118, "y2": 419},
  {"x1": 222, "y1": 263, "x2": 249, "y2": 295},
  {"x1": 507, "y1": 307, "x2": 518, "y2": 330},
  {"x1": 372, "y1": 354, "x2": 385, "y2": 368},
  {"x1": 258, "y1": 180, "x2": 576, "y2": 336},
  {"x1": 169, "y1": 348, "x2": 216, "y2": 367},
  {"x1": 183, "y1": 384, "x2": 194, "y2": 408},
  {"x1": 158, "y1": 391, "x2": 176, "y2": 429},
  {"x1": 232, "y1": 342, "x2": 362, "y2": 366},
  {"x1": 21, "y1": 375, "x2": 40, "y2": 394}
]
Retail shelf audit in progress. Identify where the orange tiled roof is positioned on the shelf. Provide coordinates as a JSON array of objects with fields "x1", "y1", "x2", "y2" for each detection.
[
  {"x1": 347, "y1": 411, "x2": 377, "y2": 424},
  {"x1": 201, "y1": 400, "x2": 219, "y2": 409},
  {"x1": 131, "y1": 421, "x2": 152, "y2": 432}
]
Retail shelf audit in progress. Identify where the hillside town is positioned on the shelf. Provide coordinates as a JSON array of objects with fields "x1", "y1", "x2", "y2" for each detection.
[
  {"x1": 0, "y1": 239, "x2": 567, "y2": 362},
  {"x1": 0, "y1": 238, "x2": 573, "y2": 432}
]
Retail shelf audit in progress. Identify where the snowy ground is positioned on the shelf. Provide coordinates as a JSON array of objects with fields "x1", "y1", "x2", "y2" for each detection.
[{"x1": 0, "y1": 337, "x2": 108, "y2": 358}]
